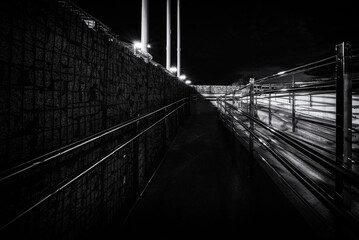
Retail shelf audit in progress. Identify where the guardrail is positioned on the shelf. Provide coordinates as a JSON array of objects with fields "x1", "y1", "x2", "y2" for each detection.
[
  {"x1": 0, "y1": 98, "x2": 188, "y2": 232},
  {"x1": 217, "y1": 42, "x2": 359, "y2": 238}
]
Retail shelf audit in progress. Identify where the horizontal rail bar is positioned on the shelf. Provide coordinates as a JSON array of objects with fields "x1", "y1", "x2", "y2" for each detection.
[
  {"x1": 254, "y1": 56, "x2": 336, "y2": 84},
  {"x1": 221, "y1": 101, "x2": 359, "y2": 185},
  {"x1": 218, "y1": 101, "x2": 359, "y2": 232},
  {"x1": 0, "y1": 102, "x2": 187, "y2": 230},
  {"x1": 0, "y1": 98, "x2": 188, "y2": 182}
]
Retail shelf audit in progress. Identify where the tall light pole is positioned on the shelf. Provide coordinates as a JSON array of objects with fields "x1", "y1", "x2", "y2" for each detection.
[
  {"x1": 141, "y1": 0, "x2": 149, "y2": 53},
  {"x1": 166, "y1": 0, "x2": 171, "y2": 70},
  {"x1": 176, "y1": 0, "x2": 181, "y2": 77}
]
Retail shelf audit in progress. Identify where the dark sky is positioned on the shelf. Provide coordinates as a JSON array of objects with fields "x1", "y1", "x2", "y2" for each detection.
[{"x1": 72, "y1": 0, "x2": 358, "y2": 85}]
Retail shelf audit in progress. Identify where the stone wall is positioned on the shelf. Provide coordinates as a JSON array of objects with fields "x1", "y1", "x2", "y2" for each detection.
[
  {"x1": 0, "y1": 0, "x2": 189, "y2": 239},
  {"x1": 191, "y1": 85, "x2": 239, "y2": 95}
]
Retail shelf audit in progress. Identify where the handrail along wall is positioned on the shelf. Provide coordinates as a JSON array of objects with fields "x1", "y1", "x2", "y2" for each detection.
[{"x1": 217, "y1": 42, "x2": 359, "y2": 238}]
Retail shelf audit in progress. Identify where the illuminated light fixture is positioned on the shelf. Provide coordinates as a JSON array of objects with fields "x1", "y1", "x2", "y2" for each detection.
[
  {"x1": 185, "y1": 80, "x2": 192, "y2": 85},
  {"x1": 133, "y1": 41, "x2": 142, "y2": 49},
  {"x1": 147, "y1": 44, "x2": 151, "y2": 48},
  {"x1": 84, "y1": 19, "x2": 96, "y2": 29},
  {"x1": 277, "y1": 71, "x2": 286, "y2": 75},
  {"x1": 169, "y1": 66, "x2": 177, "y2": 73},
  {"x1": 179, "y1": 74, "x2": 186, "y2": 80}
]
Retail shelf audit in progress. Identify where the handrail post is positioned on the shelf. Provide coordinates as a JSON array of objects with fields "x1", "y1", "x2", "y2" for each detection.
[
  {"x1": 248, "y1": 78, "x2": 255, "y2": 179},
  {"x1": 224, "y1": 95, "x2": 228, "y2": 124},
  {"x1": 268, "y1": 84, "x2": 272, "y2": 125},
  {"x1": 292, "y1": 75, "x2": 296, "y2": 132},
  {"x1": 335, "y1": 42, "x2": 352, "y2": 237},
  {"x1": 249, "y1": 78, "x2": 255, "y2": 152}
]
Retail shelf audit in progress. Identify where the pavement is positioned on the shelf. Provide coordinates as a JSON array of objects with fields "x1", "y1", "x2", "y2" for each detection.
[{"x1": 105, "y1": 111, "x2": 319, "y2": 239}]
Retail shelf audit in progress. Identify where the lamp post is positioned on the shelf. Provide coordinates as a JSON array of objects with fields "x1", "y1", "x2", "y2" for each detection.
[
  {"x1": 141, "y1": 0, "x2": 149, "y2": 53},
  {"x1": 177, "y1": 0, "x2": 181, "y2": 77},
  {"x1": 166, "y1": 0, "x2": 171, "y2": 70}
]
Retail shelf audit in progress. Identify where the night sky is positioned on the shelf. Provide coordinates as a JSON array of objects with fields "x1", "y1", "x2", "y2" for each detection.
[{"x1": 72, "y1": 0, "x2": 359, "y2": 85}]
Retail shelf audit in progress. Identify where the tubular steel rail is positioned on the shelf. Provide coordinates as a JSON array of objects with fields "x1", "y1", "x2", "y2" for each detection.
[
  {"x1": 0, "y1": 98, "x2": 188, "y2": 231},
  {"x1": 217, "y1": 42, "x2": 359, "y2": 238}
]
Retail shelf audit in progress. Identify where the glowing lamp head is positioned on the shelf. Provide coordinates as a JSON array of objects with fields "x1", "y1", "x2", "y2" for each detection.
[
  {"x1": 133, "y1": 41, "x2": 142, "y2": 49},
  {"x1": 179, "y1": 75, "x2": 186, "y2": 80},
  {"x1": 185, "y1": 80, "x2": 192, "y2": 85},
  {"x1": 169, "y1": 66, "x2": 177, "y2": 73}
]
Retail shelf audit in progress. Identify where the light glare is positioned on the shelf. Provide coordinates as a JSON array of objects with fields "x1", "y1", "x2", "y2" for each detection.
[
  {"x1": 169, "y1": 66, "x2": 177, "y2": 73},
  {"x1": 179, "y1": 75, "x2": 186, "y2": 80},
  {"x1": 133, "y1": 41, "x2": 142, "y2": 49}
]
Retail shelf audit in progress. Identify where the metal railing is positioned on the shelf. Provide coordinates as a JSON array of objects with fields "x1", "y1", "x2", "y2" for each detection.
[
  {"x1": 0, "y1": 98, "x2": 188, "y2": 231},
  {"x1": 217, "y1": 42, "x2": 359, "y2": 238}
]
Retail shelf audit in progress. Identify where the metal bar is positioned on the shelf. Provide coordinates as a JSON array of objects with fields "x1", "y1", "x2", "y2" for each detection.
[
  {"x1": 249, "y1": 78, "x2": 255, "y2": 171},
  {"x1": 223, "y1": 101, "x2": 359, "y2": 185},
  {"x1": 225, "y1": 108, "x2": 359, "y2": 234},
  {"x1": 0, "y1": 98, "x2": 188, "y2": 182},
  {"x1": 343, "y1": 44, "x2": 352, "y2": 169},
  {"x1": 269, "y1": 84, "x2": 272, "y2": 125},
  {"x1": 0, "y1": 102, "x2": 187, "y2": 230},
  {"x1": 292, "y1": 75, "x2": 296, "y2": 132},
  {"x1": 255, "y1": 56, "x2": 336, "y2": 84},
  {"x1": 335, "y1": 43, "x2": 346, "y2": 205}
]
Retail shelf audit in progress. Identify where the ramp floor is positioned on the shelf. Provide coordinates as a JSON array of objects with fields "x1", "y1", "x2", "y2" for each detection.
[{"x1": 107, "y1": 114, "x2": 318, "y2": 239}]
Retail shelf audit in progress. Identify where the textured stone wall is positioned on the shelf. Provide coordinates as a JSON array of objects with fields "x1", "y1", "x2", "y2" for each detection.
[
  {"x1": 0, "y1": 0, "x2": 189, "y2": 239},
  {"x1": 192, "y1": 85, "x2": 239, "y2": 95}
]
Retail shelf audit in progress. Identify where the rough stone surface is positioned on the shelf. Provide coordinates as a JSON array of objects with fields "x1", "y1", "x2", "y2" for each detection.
[{"x1": 0, "y1": 0, "x2": 189, "y2": 239}]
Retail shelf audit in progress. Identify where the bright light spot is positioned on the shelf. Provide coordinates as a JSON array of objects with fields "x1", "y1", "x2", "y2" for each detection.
[
  {"x1": 179, "y1": 75, "x2": 186, "y2": 80},
  {"x1": 84, "y1": 19, "x2": 96, "y2": 29},
  {"x1": 169, "y1": 66, "x2": 177, "y2": 73},
  {"x1": 277, "y1": 71, "x2": 286, "y2": 75},
  {"x1": 133, "y1": 41, "x2": 142, "y2": 49},
  {"x1": 185, "y1": 80, "x2": 192, "y2": 85},
  {"x1": 147, "y1": 44, "x2": 151, "y2": 48}
]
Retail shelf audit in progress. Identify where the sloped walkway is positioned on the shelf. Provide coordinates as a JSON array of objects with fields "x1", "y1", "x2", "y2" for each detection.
[{"x1": 107, "y1": 113, "x2": 318, "y2": 239}]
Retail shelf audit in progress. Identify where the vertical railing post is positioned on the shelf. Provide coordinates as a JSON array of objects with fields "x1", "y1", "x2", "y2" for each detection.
[
  {"x1": 232, "y1": 90, "x2": 235, "y2": 105},
  {"x1": 335, "y1": 42, "x2": 352, "y2": 238},
  {"x1": 249, "y1": 78, "x2": 255, "y2": 152},
  {"x1": 247, "y1": 78, "x2": 255, "y2": 180},
  {"x1": 268, "y1": 84, "x2": 272, "y2": 125},
  {"x1": 224, "y1": 95, "x2": 228, "y2": 124},
  {"x1": 292, "y1": 75, "x2": 296, "y2": 132}
]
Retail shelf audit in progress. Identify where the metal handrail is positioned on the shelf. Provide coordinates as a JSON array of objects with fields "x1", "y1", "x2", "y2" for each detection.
[
  {"x1": 222, "y1": 101, "x2": 359, "y2": 184},
  {"x1": 0, "y1": 98, "x2": 188, "y2": 182},
  {"x1": 0, "y1": 100, "x2": 187, "y2": 230},
  {"x1": 219, "y1": 56, "x2": 337, "y2": 99},
  {"x1": 218, "y1": 101, "x2": 359, "y2": 232},
  {"x1": 254, "y1": 56, "x2": 336, "y2": 84},
  {"x1": 217, "y1": 43, "x2": 359, "y2": 237}
]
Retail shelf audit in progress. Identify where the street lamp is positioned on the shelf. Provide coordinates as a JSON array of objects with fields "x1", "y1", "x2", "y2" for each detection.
[
  {"x1": 166, "y1": 0, "x2": 171, "y2": 70},
  {"x1": 179, "y1": 75, "x2": 186, "y2": 80},
  {"x1": 169, "y1": 66, "x2": 177, "y2": 73},
  {"x1": 177, "y1": 0, "x2": 181, "y2": 77}
]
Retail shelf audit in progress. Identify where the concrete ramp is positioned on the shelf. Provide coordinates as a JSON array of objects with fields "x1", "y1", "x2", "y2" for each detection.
[{"x1": 111, "y1": 113, "x2": 319, "y2": 239}]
